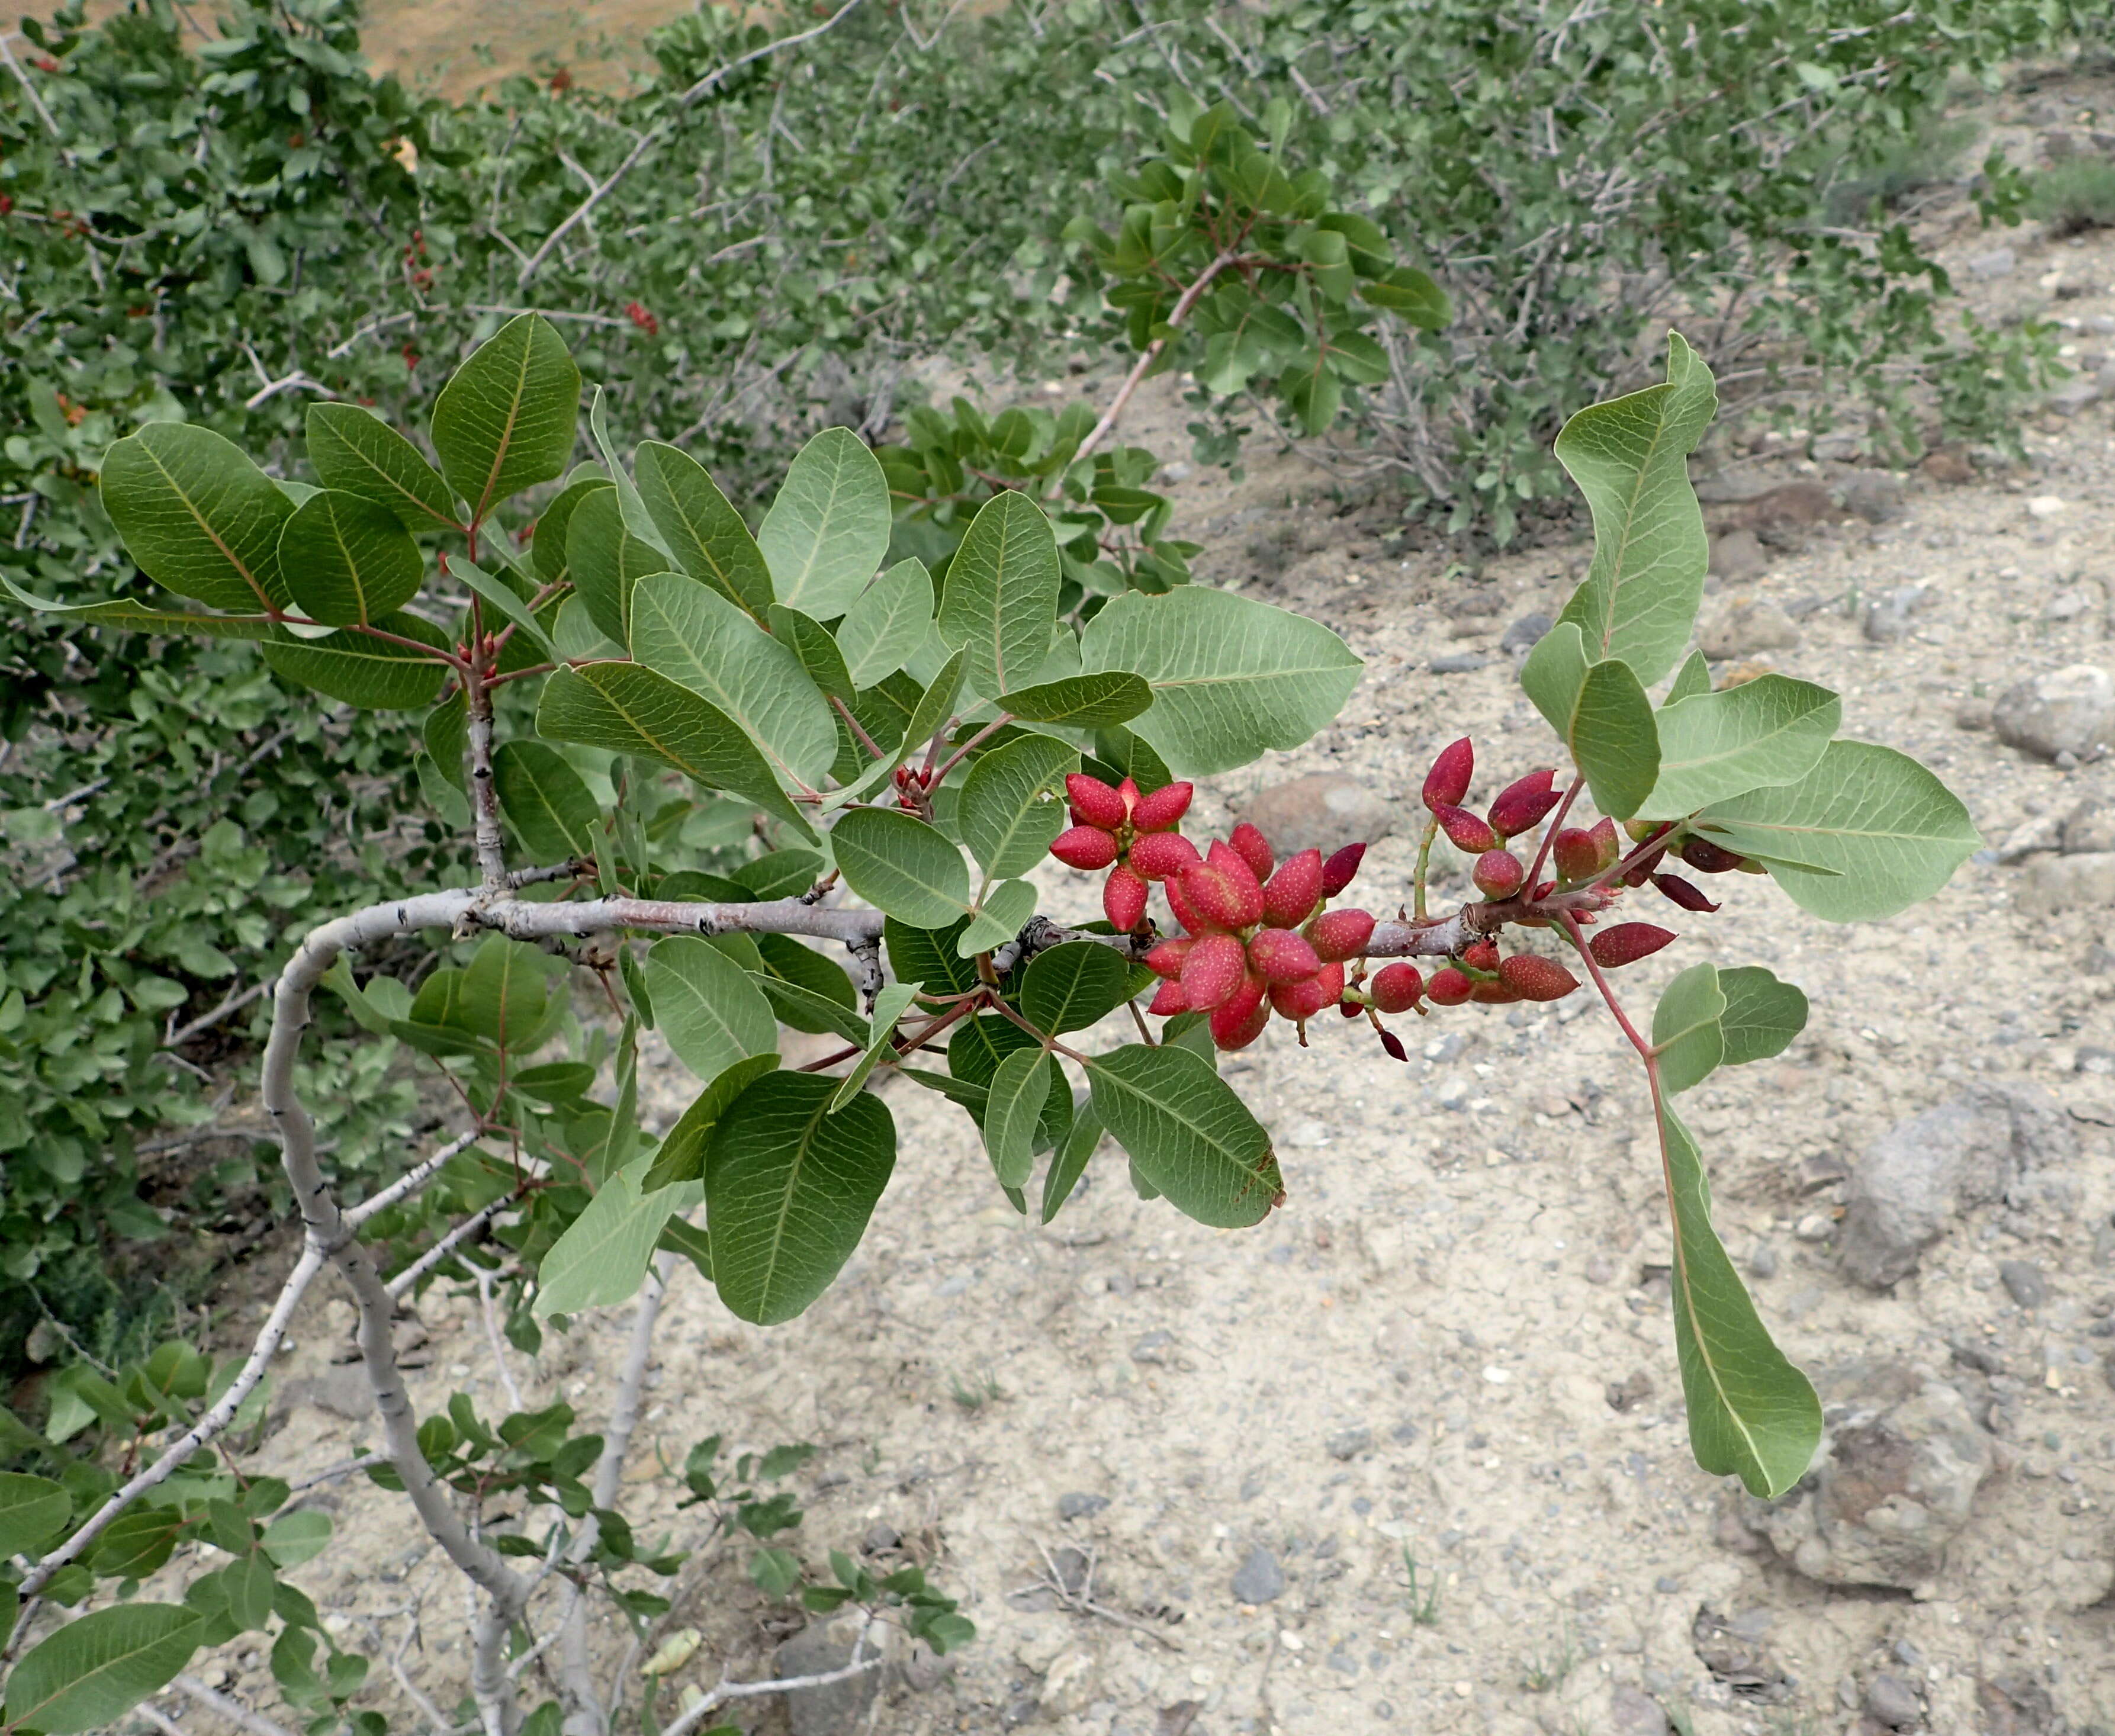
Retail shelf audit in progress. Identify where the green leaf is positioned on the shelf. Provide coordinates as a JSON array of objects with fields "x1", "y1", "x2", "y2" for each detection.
[
  {"x1": 656, "y1": 1217, "x2": 713, "y2": 1283},
  {"x1": 998, "y1": 671, "x2": 1153, "y2": 727},
  {"x1": 99, "y1": 423, "x2": 293, "y2": 611},
  {"x1": 1019, "y1": 942, "x2": 1136, "y2": 1036},
  {"x1": 535, "y1": 1157, "x2": 699, "y2": 1317},
  {"x1": 827, "y1": 981, "x2": 924, "y2": 1112},
  {"x1": 454, "y1": 556, "x2": 556, "y2": 663},
  {"x1": 955, "y1": 879, "x2": 1038, "y2": 957},
  {"x1": 837, "y1": 559, "x2": 934, "y2": 688},
  {"x1": 1040, "y1": 1102, "x2": 1102, "y2": 1223},
  {"x1": 88, "y1": 1506, "x2": 185, "y2": 1580},
  {"x1": 1080, "y1": 587, "x2": 1361, "y2": 775},
  {"x1": 0, "y1": 1471, "x2": 69, "y2": 1558},
  {"x1": 459, "y1": 935, "x2": 550, "y2": 1049},
  {"x1": 495, "y1": 742, "x2": 600, "y2": 862},
  {"x1": 533, "y1": 478, "x2": 611, "y2": 585},
  {"x1": 959, "y1": 734, "x2": 1078, "y2": 878},
  {"x1": 758, "y1": 429, "x2": 892, "y2": 619},
  {"x1": 1, "y1": 576, "x2": 274, "y2": 641},
  {"x1": 536, "y1": 664, "x2": 816, "y2": 840},
  {"x1": 1693, "y1": 740, "x2": 1981, "y2": 921},
  {"x1": 1715, "y1": 966, "x2": 1809, "y2": 1066},
  {"x1": 982, "y1": 1047, "x2": 1047, "y2": 1189},
  {"x1": 830, "y1": 809, "x2": 971, "y2": 927},
  {"x1": 2, "y1": 1603, "x2": 204, "y2": 1734},
  {"x1": 1358, "y1": 265, "x2": 1451, "y2": 327},
  {"x1": 430, "y1": 313, "x2": 581, "y2": 525},
  {"x1": 645, "y1": 936, "x2": 779, "y2": 1083},
  {"x1": 936, "y1": 490, "x2": 1060, "y2": 700},
  {"x1": 753, "y1": 974, "x2": 868, "y2": 1044},
  {"x1": 1651, "y1": 961, "x2": 1727, "y2": 1097},
  {"x1": 643, "y1": 1053, "x2": 780, "y2": 1191},
  {"x1": 1518, "y1": 622, "x2": 1658, "y2": 819},
  {"x1": 768, "y1": 605, "x2": 854, "y2": 704},
  {"x1": 259, "y1": 1510, "x2": 333, "y2": 1569},
  {"x1": 1637, "y1": 676, "x2": 1840, "y2": 820},
  {"x1": 425, "y1": 688, "x2": 468, "y2": 790},
  {"x1": 1085, "y1": 726, "x2": 1173, "y2": 795},
  {"x1": 567, "y1": 485, "x2": 670, "y2": 647},
  {"x1": 259, "y1": 612, "x2": 451, "y2": 711},
  {"x1": 886, "y1": 918, "x2": 981, "y2": 1001},
  {"x1": 635, "y1": 440, "x2": 773, "y2": 618},
  {"x1": 1658, "y1": 1101, "x2": 1822, "y2": 1497},
  {"x1": 1552, "y1": 332, "x2": 1716, "y2": 686},
  {"x1": 755, "y1": 934, "x2": 857, "y2": 1030},
  {"x1": 277, "y1": 488, "x2": 425, "y2": 627},
  {"x1": 306, "y1": 403, "x2": 461, "y2": 533},
  {"x1": 1084, "y1": 1044, "x2": 1281, "y2": 1228},
  {"x1": 629, "y1": 573, "x2": 837, "y2": 795},
  {"x1": 1665, "y1": 648, "x2": 1712, "y2": 705},
  {"x1": 706, "y1": 1072, "x2": 897, "y2": 1324},
  {"x1": 229, "y1": 1549, "x2": 277, "y2": 1631}
]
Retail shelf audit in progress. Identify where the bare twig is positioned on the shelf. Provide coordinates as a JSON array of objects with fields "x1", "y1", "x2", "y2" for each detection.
[
  {"x1": 660, "y1": 1624, "x2": 884, "y2": 1736},
  {"x1": 172, "y1": 1675, "x2": 301, "y2": 1736},
  {"x1": 473, "y1": 1266, "x2": 526, "y2": 1412},
  {"x1": 1073, "y1": 251, "x2": 1238, "y2": 465},
  {"x1": 164, "y1": 978, "x2": 272, "y2": 1048},
  {"x1": 0, "y1": 33, "x2": 63, "y2": 141},
  {"x1": 346, "y1": 1130, "x2": 482, "y2": 1229},
  {"x1": 388, "y1": 1606, "x2": 458, "y2": 1736}
]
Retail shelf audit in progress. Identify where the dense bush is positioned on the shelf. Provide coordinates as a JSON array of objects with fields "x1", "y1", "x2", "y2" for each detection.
[{"x1": 0, "y1": 0, "x2": 2093, "y2": 1370}]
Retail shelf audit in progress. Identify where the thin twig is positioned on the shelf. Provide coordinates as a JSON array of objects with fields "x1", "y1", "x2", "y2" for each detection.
[{"x1": 172, "y1": 1676, "x2": 300, "y2": 1736}]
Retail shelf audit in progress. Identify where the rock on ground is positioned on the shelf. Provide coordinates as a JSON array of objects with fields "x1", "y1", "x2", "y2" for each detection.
[
  {"x1": 1697, "y1": 596, "x2": 1801, "y2": 658},
  {"x1": 2018, "y1": 851, "x2": 2115, "y2": 914},
  {"x1": 776, "y1": 1621, "x2": 879, "y2": 1735},
  {"x1": 1236, "y1": 773, "x2": 1398, "y2": 855},
  {"x1": 1838, "y1": 1085, "x2": 2077, "y2": 1287},
  {"x1": 1992, "y1": 663, "x2": 2114, "y2": 761}
]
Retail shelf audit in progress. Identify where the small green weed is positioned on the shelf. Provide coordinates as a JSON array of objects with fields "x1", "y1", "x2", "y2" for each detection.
[
  {"x1": 2029, "y1": 159, "x2": 2115, "y2": 233},
  {"x1": 1402, "y1": 1549, "x2": 1441, "y2": 1626},
  {"x1": 949, "y1": 1369, "x2": 1005, "y2": 1412}
]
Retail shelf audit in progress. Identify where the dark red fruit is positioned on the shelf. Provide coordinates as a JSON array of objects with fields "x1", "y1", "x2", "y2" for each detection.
[
  {"x1": 1378, "y1": 1028, "x2": 1410, "y2": 1062},
  {"x1": 1262, "y1": 849, "x2": 1325, "y2": 929},
  {"x1": 1487, "y1": 769, "x2": 1560, "y2": 839},
  {"x1": 1229, "y1": 822, "x2": 1275, "y2": 882},
  {"x1": 1065, "y1": 773, "x2": 1127, "y2": 832},
  {"x1": 1104, "y1": 863, "x2": 1149, "y2": 931},
  {"x1": 1181, "y1": 933, "x2": 1249, "y2": 1011},
  {"x1": 1653, "y1": 872, "x2": 1721, "y2": 914},
  {"x1": 1320, "y1": 843, "x2": 1365, "y2": 896},
  {"x1": 1423, "y1": 737, "x2": 1474, "y2": 811},
  {"x1": 1147, "y1": 980, "x2": 1189, "y2": 1016},
  {"x1": 1468, "y1": 979, "x2": 1525, "y2": 1004},
  {"x1": 1370, "y1": 962, "x2": 1423, "y2": 1014},
  {"x1": 1269, "y1": 962, "x2": 1344, "y2": 1021},
  {"x1": 1130, "y1": 780, "x2": 1194, "y2": 831},
  {"x1": 1209, "y1": 973, "x2": 1271, "y2": 1051},
  {"x1": 1050, "y1": 825, "x2": 1118, "y2": 870},
  {"x1": 1432, "y1": 804, "x2": 1499, "y2": 854},
  {"x1": 1461, "y1": 937, "x2": 1500, "y2": 973},
  {"x1": 1248, "y1": 927, "x2": 1323, "y2": 986},
  {"x1": 1164, "y1": 872, "x2": 1214, "y2": 935},
  {"x1": 1129, "y1": 830, "x2": 1201, "y2": 882},
  {"x1": 1679, "y1": 836, "x2": 1747, "y2": 874},
  {"x1": 1584, "y1": 817, "x2": 1620, "y2": 870},
  {"x1": 1588, "y1": 924, "x2": 1677, "y2": 969},
  {"x1": 1473, "y1": 849, "x2": 1525, "y2": 900},
  {"x1": 1497, "y1": 953, "x2": 1579, "y2": 1002},
  {"x1": 1187, "y1": 847, "x2": 1263, "y2": 929},
  {"x1": 1427, "y1": 967, "x2": 1472, "y2": 1006},
  {"x1": 1307, "y1": 907, "x2": 1376, "y2": 963},
  {"x1": 1143, "y1": 938, "x2": 1194, "y2": 979}
]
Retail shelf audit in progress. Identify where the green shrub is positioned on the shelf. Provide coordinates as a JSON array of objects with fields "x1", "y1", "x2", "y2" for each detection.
[{"x1": 2028, "y1": 156, "x2": 2115, "y2": 232}]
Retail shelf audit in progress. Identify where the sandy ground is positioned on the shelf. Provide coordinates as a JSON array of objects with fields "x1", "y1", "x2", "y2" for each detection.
[{"x1": 103, "y1": 59, "x2": 2115, "y2": 1736}]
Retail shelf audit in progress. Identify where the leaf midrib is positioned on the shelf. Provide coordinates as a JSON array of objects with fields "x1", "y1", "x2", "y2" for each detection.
[{"x1": 139, "y1": 439, "x2": 274, "y2": 611}]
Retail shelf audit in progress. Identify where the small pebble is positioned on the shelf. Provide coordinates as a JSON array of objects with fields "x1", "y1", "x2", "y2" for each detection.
[
  {"x1": 1429, "y1": 651, "x2": 1492, "y2": 674},
  {"x1": 2000, "y1": 1259, "x2": 2049, "y2": 1310}
]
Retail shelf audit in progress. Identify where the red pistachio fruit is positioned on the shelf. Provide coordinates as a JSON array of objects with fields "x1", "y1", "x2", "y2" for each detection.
[
  {"x1": 1143, "y1": 937, "x2": 1194, "y2": 980},
  {"x1": 1261, "y1": 848, "x2": 1325, "y2": 930},
  {"x1": 1129, "y1": 830, "x2": 1201, "y2": 882},
  {"x1": 1653, "y1": 872, "x2": 1721, "y2": 914},
  {"x1": 1270, "y1": 961, "x2": 1345, "y2": 1021},
  {"x1": 1370, "y1": 962, "x2": 1424, "y2": 1014},
  {"x1": 1497, "y1": 953, "x2": 1579, "y2": 1002},
  {"x1": 1187, "y1": 846, "x2": 1263, "y2": 928},
  {"x1": 1164, "y1": 872, "x2": 1215, "y2": 935},
  {"x1": 1320, "y1": 842, "x2": 1365, "y2": 897},
  {"x1": 1050, "y1": 824, "x2": 1118, "y2": 870},
  {"x1": 1679, "y1": 836, "x2": 1747, "y2": 875},
  {"x1": 1104, "y1": 863, "x2": 1149, "y2": 932},
  {"x1": 1378, "y1": 1027, "x2": 1410, "y2": 1062},
  {"x1": 1147, "y1": 980, "x2": 1190, "y2": 1016},
  {"x1": 1551, "y1": 827, "x2": 1599, "y2": 882},
  {"x1": 1426, "y1": 967, "x2": 1473, "y2": 1006},
  {"x1": 1423, "y1": 737, "x2": 1474, "y2": 811},
  {"x1": 1461, "y1": 937, "x2": 1500, "y2": 972},
  {"x1": 1307, "y1": 906, "x2": 1377, "y2": 963},
  {"x1": 1468, "y1": 979, "x2": 1525, "y2": 1004},
  {"x1": 1248, "y1": 927, "x2": 1323, "y2": 986},
  {"x1": 1065, "y1": 773, "x2": 1127, "y2": 832},
  {"x1": 1210, "y1": 975, "x2": 1272, "y2": 1051},
  {"x1": 1432, "y1": 803, "x2": 1500, "y2": 855},
  {"x1": 1588, "y1": 923, "x2": 1676, "y2": 969},
  {"x1": 1487, "y1": 769, "x2": 1560, "y2": 840},
  {"x1": 1586, "y1": 817, "x2": 1620, "y2": 870},
  {"x1": 1181, "y1": 933, "x2": 1250, "y2": 1011},
  {"x1": 1472, "y1": 849, "x2": 1525, "y2": 900},
  {"x1": 1130, "y1": 780, "x2": 1194, "y2": 832},
  {"x1": 1229, "y1": 821, "x2": 1275, "y2": 882}
]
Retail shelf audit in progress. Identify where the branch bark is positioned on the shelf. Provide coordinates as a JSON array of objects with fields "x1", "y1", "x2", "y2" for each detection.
[{"x1": 1072, "y1": 250, "x2": 1238, "y2": 467}]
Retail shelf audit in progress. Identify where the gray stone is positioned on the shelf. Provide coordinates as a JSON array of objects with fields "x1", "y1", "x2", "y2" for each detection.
[
  {"x1": 775, "y1": 1622, "x2": 879, "y2": 1735},
  {"x1": 2018, "y1": 852, "x2": 2115, "y2": 915},
  {"x1": 1992, "y1": 663, "x2": 2114, "y2": 761},
  {"x1": 1610, "y1": 1685, "x2": 1670, "y2": 1735},
  {"x1": 1862, "y1": 584, "x2": 1930, "y2": 643},
  {"x1": 862, "y1": 1523, "x2": 901, "y2": 1553},
  {"x1": 1865, "y1": 1672, "x2": 1923, "y2": 1729},
  {"x1": 1238, "y1": 774, "x2": 1399, "y2": 856},
  {"x1": 1998, "y1": 1259, "x2": 2048, "y2": 1310},
  {"x1": 1966, "y1": 246, "x2": 2017, "y2": 280},
  {"x1": 1749, "y1": 1244, "x2": 1779, "y2": 1280},
  {"x1": 1738, "y1": 1359, "x2": 1994, "y2": 1590},
  {"x1": 1838, "y1": 474, "x2": 1907, "y2": 523},
  {"x1": 1839, "y1": 1085, "x2": 2078, "y2": 1288},
  {"x1": 1500, "y1": 612, "x2": 1552, "y2": 654},
  {"x1": 1058, "y1": 1491, "x2": 1108, "y2": 1520},
  {"x1": 1697, "y1": 596, "x2": 1801, "y2": 659},
  {"x1": 2078, "y1": 1047, "x2": 2115, "y2": 1075},
  {"x1": 2047, "y1": 377, "x2": 2103, "y2": 416},
  {"x1": 1708, "y1": 528, "x2": 1769, "y2": 583},
  {"x1": 1230, "y1": 1544, "x2": 1285, "y2": 1603},
  {"x1": 1131, "y1": 1329, "x2": 1174, "y2": 1364},
  {"x1": 1428, "y1": 651, "x2": 1492, "y2": 674},
  {"x1": 1326, "y1": 1425, "x2": 1372, "y2": 1460},
  {"x1": 2064, "y1": 797, "x2": 2115, "y2": 854}
]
